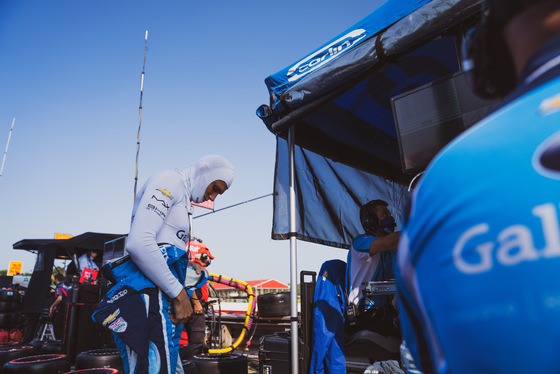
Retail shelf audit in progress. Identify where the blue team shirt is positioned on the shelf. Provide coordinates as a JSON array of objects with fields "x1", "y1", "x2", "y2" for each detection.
[
  {"x1": 396, "y1": 35, "x2": 560, "y2": 374},
  {"x1": 347, "y1": 234, "x2": 396, "y2": 309}
]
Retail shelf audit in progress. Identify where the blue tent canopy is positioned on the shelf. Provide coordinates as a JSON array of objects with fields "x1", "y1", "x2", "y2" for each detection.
[
  {"x1": 258, "y1": 0, "x2": 482, "y2": 249},
  {"x1": 265, "y1": 0, "x2": 433, "y2": 99}
]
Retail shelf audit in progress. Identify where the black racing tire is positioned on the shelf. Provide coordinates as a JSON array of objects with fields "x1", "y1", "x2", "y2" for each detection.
[
  {"x1": 0, "y1": 291, "x2": 17, "y2": 303},
  {"x1": 257, "y1": 292, "x2": 290, "y2": 317},
  {"x1": 2, "y1": 353, "x2": 69, "y2": 374},
  {"x1": 39, "y1": 340, "x2": 63, "y2": 354},
  {"x1": 0, "y1": 342, "x2": 18, "y2": 348},
  {"x1": 182, "y1": 359, "x2": 198, "y2": 374},
  {"x1": 0, "y1": 313, "x2": 17, "y2": 329},
  {"x1": 29, "y1": 340, "x2": 47, "y2": 351},
  {"x1": 0, "y1": 302, "x2": 17, "y2": 313},
  {"x1": 190, "y1": 353, "x2": 247, "y2": 374},
  {"x1": 0, "y1": 346, "x2": 36, "y2": 366},
  {"x1": 62, "y1": 369, "x2": 119, "y2": 374},
  {"x1": 75, "y1": 348, "x2": 124, "y2": 373}
]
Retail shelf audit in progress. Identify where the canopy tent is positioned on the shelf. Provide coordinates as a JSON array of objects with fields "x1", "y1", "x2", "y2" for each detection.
[
  {"x1": 13, "y1": 232, "x2": 125, "y2": 313},
  {"x1": 257, "y1": 0, "x2": 483, "y2": 372},
  {"x1": 259, "y1": 0, "x2": 482, "y2": 250}
]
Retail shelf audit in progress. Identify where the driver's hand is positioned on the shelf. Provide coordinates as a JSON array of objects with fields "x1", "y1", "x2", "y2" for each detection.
[
  {"x1": 170, "y1": 289, "x2": 192, "y2": 324},
  {"x1": 188, "y1": 261, "x2": 203, "y2": 275}
]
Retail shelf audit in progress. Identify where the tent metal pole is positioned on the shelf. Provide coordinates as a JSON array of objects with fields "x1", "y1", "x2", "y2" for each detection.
[{"x1": 288, "y1": 126, "x2": 299, "y2": 374}]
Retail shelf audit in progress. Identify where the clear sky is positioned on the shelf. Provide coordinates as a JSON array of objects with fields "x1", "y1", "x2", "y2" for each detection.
[{"x1": 0, "y1": 0, "x2": 384, "y2": 283}]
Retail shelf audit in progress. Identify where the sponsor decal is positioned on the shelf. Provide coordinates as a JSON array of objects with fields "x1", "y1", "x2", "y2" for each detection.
[
  {"x1": 159, "y1": 246, "x2": 170, "y2": 261},
  {"x1": 151, "y1": 195, "x2": 170, "y2": 209},
  {"x1": 156, "y1": 188, "x2": 173, "y2": 200},
  {"x1": 453, "y1": 202, "x2": 560, "y2": 274},
  {"x1": 102, "y1": 309, "x2": 120, "y2": 326},
  {"x1": 147, "y1": 204, "x2": 166, "y2": 219},
  {"x1": 533, "y1": 131, "x2": 560, "y2": 179},
  {"x1": 108, "y1": 316, "x2": 128, "y2": 333},
  {"x1": 107, "y1": 289, "x2": 128, "y2": 304},
  {"x1": 287, "y1": 29, "x2": 366, "y2": 83},
  {"x1": 176, "y1": 230, "x2": 188, "y2": 243}
]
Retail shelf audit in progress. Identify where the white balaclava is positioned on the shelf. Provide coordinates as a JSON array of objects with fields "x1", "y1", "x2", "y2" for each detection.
[{"x1": 179, "y1": 155, "x2": 234, "y2": 203}]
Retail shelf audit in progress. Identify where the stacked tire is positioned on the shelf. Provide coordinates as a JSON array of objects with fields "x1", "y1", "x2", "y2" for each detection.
[
  {"x1": 30, "y1": 340, "x2": 63, "y2": 354},
  {"x1": 74, "y1": 349, "x2": 124, "y2": 374},
  {"x1": 0, "y1": 346, "x2": 36, "y2": 367},
  {"x1": 0, "y1": 290, "x2": 19, "y2": 331},
  {"x1": 1, "y1": 354, "x2": 69, "y2": 373},
  {"x1": 257, "y1": 292, "x2": 290, "y2": 317},
  {"x1": 182, "y1": 359, "x2": 197, "y2": 374},
  {"x1": 190, "y1": 353, "x2": 247, "y2": 374}
]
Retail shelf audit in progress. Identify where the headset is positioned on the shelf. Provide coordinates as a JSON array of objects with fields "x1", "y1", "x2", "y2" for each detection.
[
  {"x1": 462, "y1": 0, "x2": 517, "y2": 99},
  {"x1": 360, "y1": 200, "x2": 385, "y2": 235},
  {"x1": 199, "y1": 252, "x2": 211, "y2": 266}
]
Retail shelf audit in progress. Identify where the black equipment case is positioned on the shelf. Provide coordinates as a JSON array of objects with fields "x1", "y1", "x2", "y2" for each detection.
[{"x1": 258, "y1": 330, "x2": 292, "y2": 374}]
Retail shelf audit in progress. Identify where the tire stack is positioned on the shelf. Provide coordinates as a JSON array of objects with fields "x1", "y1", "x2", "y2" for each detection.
[
  {"x1": 1, "y1": 354, "x2": 70, "y2": 373},
  {"x1": 190, "y1": 353, "x2": 248, "y2": 374},
  {"x1": 0, "y1": 290, "x2": 20, "y2": 333},
  {"x1": 257, "y1": 292, "x2": 290, "y2": 318},
  {"x1": 74, "y1": 348, "x2": 124, "y2": 374},
  {"x1": 0, "y1": 346, "x2": 36, "y2": 368}
]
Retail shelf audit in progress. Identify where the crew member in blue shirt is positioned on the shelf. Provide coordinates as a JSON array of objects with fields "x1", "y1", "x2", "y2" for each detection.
[
  {"x1": 346, "y1": 199, "x2": 400, "y2": 336},
  {"x1": 396, "y1": 1, "x2": 560, "y2": 373}
]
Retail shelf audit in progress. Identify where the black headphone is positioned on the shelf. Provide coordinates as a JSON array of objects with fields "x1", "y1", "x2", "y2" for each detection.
[
  {"x1": 462, "y1": 0, "x2": 517, "y2": 99},
  {"x1": 199, "y1": 252, "x2": 211, "y2": 265},
  {"x1": 360, "y1": 200, "x2": 382, "y2": 234}
]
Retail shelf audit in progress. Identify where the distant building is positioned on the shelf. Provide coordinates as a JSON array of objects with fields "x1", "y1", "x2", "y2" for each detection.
[{"x1": 210, "y1": 279, "x2": 289, "y2": 302}]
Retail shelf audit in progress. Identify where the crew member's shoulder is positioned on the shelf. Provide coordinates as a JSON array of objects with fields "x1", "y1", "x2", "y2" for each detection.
[{"x1": 353, "y1": 234, "x2": 376, "y2": 251}]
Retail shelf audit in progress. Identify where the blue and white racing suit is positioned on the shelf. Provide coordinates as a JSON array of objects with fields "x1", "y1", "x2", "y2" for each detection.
[
  {"x1": 93, "y1": 170, "x2": 204, "y2": 374},
  {"x1": 396, "y1": 34, "x2": 560, "y2": 373},
  {"x1": 93, "y1": 245, "x2": 206, "y2": 374}
]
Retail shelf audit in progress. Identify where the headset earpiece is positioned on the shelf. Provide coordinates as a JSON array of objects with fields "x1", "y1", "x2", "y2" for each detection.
[
  {"x1": 360, "y1": 201, "x2": 378, "y2": 234},
  {"x1": 462, "y1": 1, "x2": 517, "y2": 99}
]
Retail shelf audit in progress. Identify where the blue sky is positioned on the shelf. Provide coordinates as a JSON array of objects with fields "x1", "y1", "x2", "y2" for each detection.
[{"x1": 0, "y1": 0, "x2": 383, "y2": 282}]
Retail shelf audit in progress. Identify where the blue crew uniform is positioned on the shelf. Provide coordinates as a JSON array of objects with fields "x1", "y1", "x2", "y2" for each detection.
[
  {"x1": 396, "y1": 34, "x2": 560, "y2": 373},
  {"x1": 346, "y1": 234, "x2": 396, "y2": 310}
]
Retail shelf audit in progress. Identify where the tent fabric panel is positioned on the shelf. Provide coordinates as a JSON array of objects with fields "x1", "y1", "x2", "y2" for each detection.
[
  {"x1": 272, "y1": 36, "x2": 459, "y2": 184},
  {"x1": 279, "y1": 36, "x2": 380, "y2": 112},
  {"x1": 264, "y1": 0, "x2": 478, "y2": 120},
  {"x1": 272, "y1": 137, "x2": 407, "y2": 249},
  {"x1": 380, "y1": 0, "x2": 481, "y2": 55},
  {"x1": 265, "y1": 0, "x2": 433, "y2": 98}
]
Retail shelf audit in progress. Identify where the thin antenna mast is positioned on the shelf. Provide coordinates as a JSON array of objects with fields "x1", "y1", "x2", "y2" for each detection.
[
  {"x1": 0, "y1": 118, "x2": 15, "y2": 178},
  {"x1": 134, "y1": 30, "x2": 148, "y2": 199}
]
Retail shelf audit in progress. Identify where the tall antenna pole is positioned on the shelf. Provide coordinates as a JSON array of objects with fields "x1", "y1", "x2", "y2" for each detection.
[
  {"x1": 134, "y1": 30, "x2": 148, "y2": 200},
  {"x1": 0, "y1": 118, "x2": 15, "y2": 178}
]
